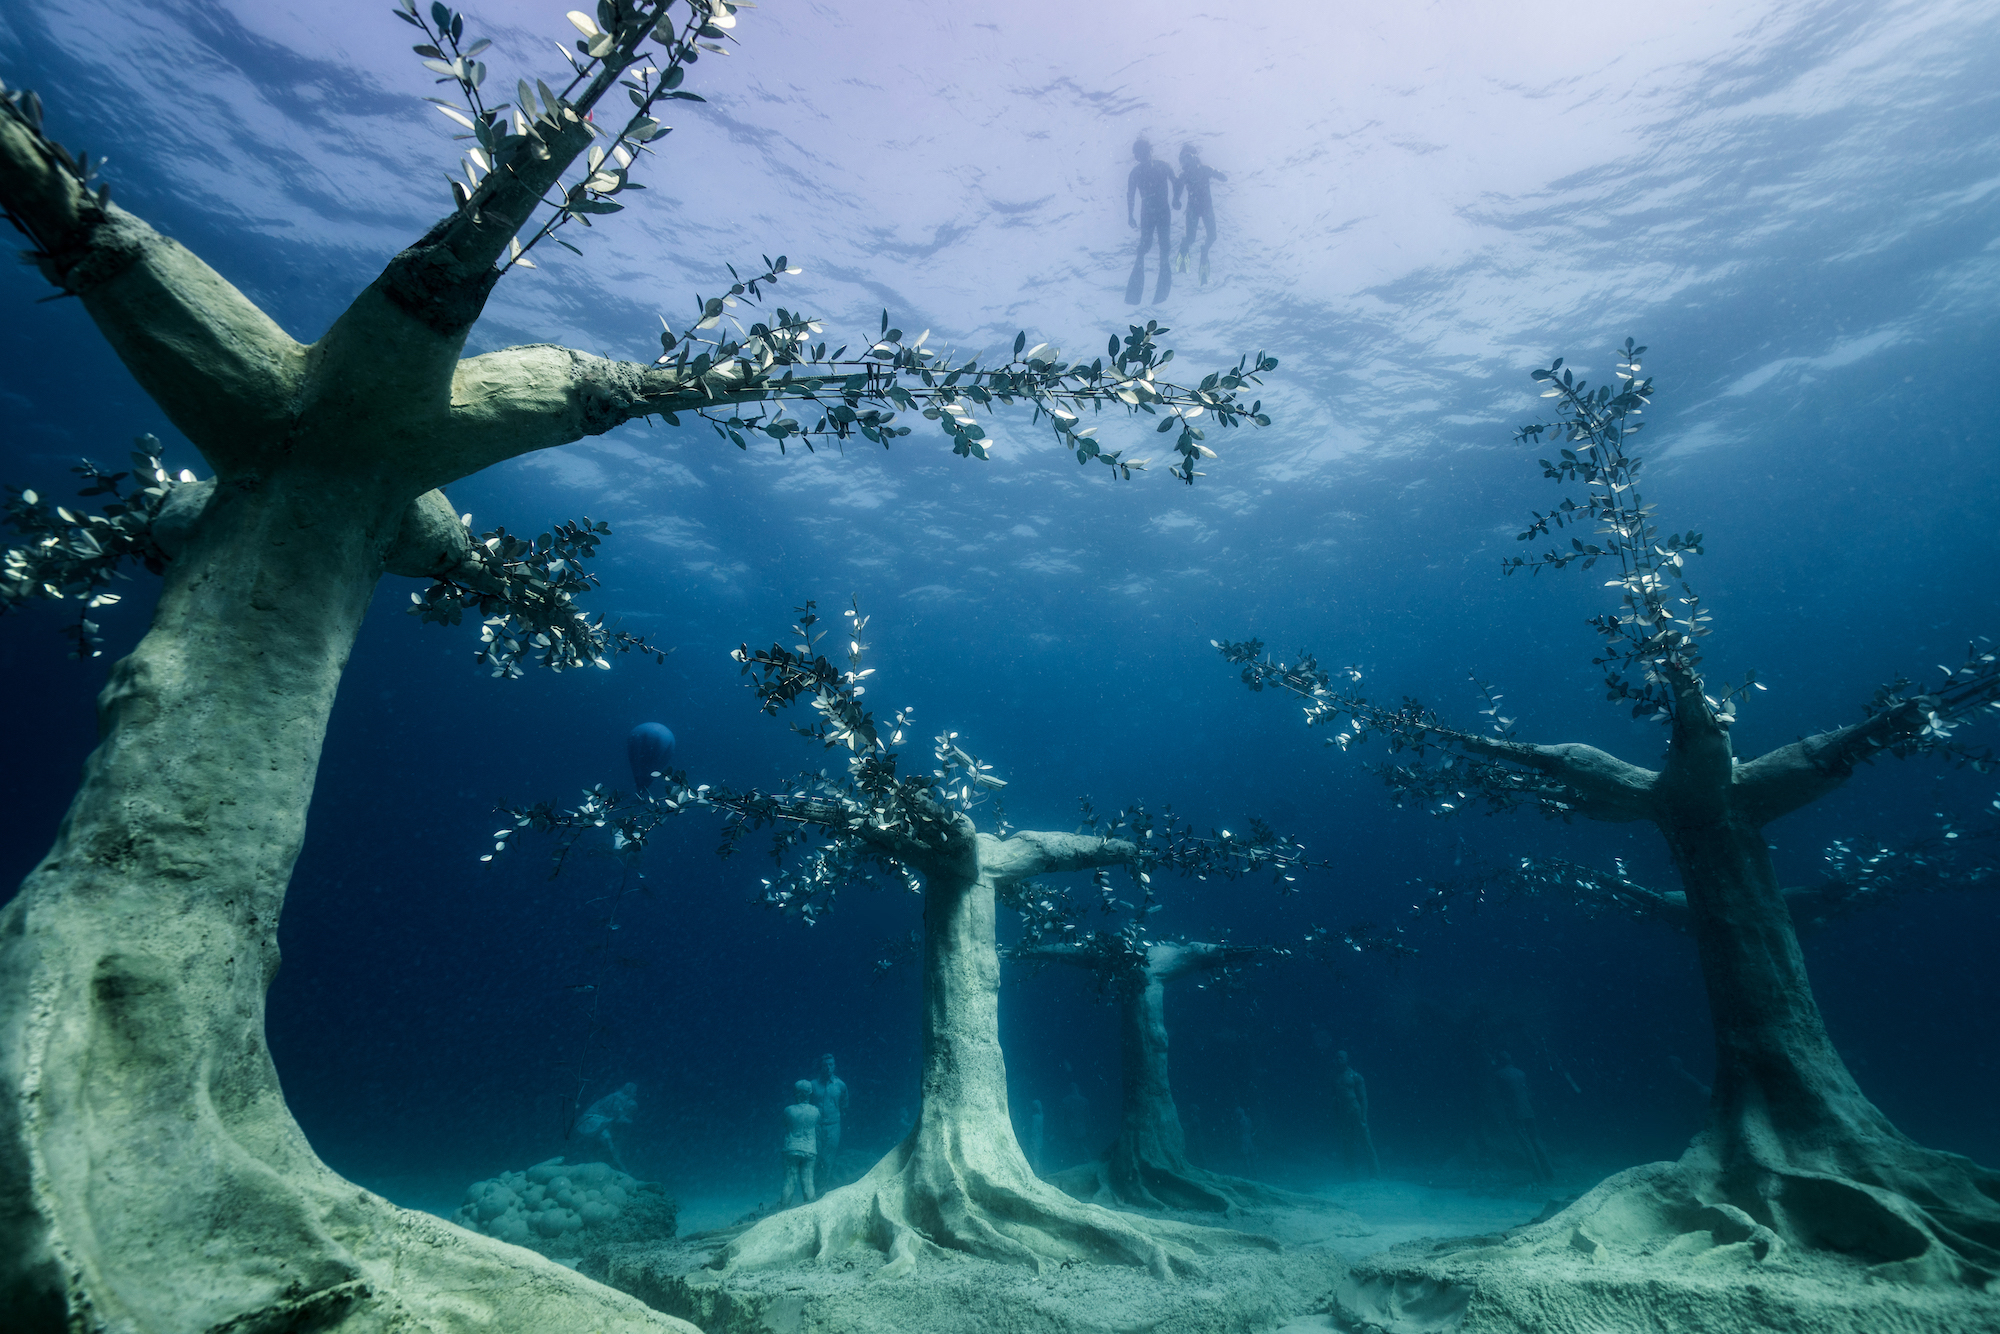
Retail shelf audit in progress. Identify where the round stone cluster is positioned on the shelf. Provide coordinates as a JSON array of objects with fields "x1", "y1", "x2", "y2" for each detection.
[{"x1": 454, "y1": 1156, "x2": 676, "y2": 1254}]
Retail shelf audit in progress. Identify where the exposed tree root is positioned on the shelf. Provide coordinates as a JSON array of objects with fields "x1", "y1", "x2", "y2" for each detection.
[
  {"x1": 1700, "y1": 1130, "x2": 2000, "y2": 1284},
  {"x1": 1337, "y1": 1139, "x2": 2000, "y2": 1334},
  {"x1": 1054, "y1": 1151, "x2": 1366, "y2": 1230},
  {"x1": 0, "y1": 912, "x2": 701, "y2": 1333},
  {"x1": 715, "y1": 1125, "x2": 1278, "y2": 1281}
]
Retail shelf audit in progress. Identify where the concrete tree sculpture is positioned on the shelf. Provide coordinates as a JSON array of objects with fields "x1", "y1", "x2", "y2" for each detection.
[
  {"x1": 1004, "y1": 855, "x2": 1390, "y2": 1217},
  {"x1": 503, "y1": 602, "x2": 1301, "y2": 1277},
  {"x1": 0, "y1": 1, "x2": 1282, "y2": 1325},
  {"x1": 1220, "y1": 342, "x2": 2000, "y2": 1303}
]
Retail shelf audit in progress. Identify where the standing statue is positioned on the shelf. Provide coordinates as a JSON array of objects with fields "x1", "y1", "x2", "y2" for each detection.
[
  {"x1": 1059, "y1": 1082, "x2": 1094, "y2": 1166},
  {"x1": 779, "y1": 1082, "x2": 821, "y2": 1208},
  {"x1": 1232, "y1": 1107, "x2": 1258, "y2": 1173},
  {"x1": 809, "y1": 1053, "x2": 849, "y2": 1178},
  {"x1": 1491, "y1": 1052, "x2": 1554, "y2": 1182},
  {"x1": 573, "y1": 1081, "x2": 639, "y2": 1172},
  {"x1": 1332, "y1": 1051, "x2": 1379, "y2": 1179}
]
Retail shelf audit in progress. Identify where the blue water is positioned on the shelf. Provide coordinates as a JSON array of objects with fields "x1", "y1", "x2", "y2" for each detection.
[{"x1": 3, "y1": 0, "x2": 1998, "y2": 1220}]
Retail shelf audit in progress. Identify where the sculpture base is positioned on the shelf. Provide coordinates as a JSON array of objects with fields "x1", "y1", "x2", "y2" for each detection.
[
  {"x1": 1330, "y1": 1162, "x2": 2000, "y2": 1334},
  {"x1": 599, "y1": 1227, "x2": 1345, "y2": 1334}
]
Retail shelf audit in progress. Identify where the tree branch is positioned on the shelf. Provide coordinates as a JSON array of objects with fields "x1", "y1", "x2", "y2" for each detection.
[
  {"x1": 1733, "y1": 723, "x2": 1884, "y2": 829},
  {"x1": 1147, "y1": 940, "x2": 1262, "y2": 983},
  {"x1": 429, "y1": 345, "x2": 681, "y2": 485},
  {"x1": 1736, "y1": 648, "x2": 2000, "y2": 827},
  {"x1": 1006, "y1": 941, "x2": 1100, "y2": 969},
  {"x1": 1216, "y1": 641, "x2": 1658, "y2": 823},
  {"x1": 1437, "y1": 732, "x2": 1658, "y2": 823},
  {"x1": 0, "y1": 89, "x2": 305, "y2": 473},
  {"x1": 981, "y1": 831, "x2": 1139, "y2": 891}
]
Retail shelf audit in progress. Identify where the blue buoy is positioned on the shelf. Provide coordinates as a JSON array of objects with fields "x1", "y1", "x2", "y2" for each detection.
[{"x1": 627, "y1": 722, "x2": 676, "y2": 792}]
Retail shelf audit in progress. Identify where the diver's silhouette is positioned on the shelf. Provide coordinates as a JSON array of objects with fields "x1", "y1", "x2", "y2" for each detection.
[
  {"x1": 1125, "y1": 137, "x2": 1176, "y2": 304},
  {"x1": 1173, "y1": 144, "x2": 1228, "y2": 285}
]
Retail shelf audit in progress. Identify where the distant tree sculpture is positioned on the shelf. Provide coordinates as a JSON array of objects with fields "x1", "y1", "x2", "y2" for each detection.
[
  {"x1": 1221, "y1": 342, "x2": 2000, "y2": 1289},
  {"x1": 0, "y1": 2, "x2": 1283, "y2": 1325},
  {"x1": 502, "y1": 603, "x2": 1306, "y2": 1276},
  {"x1": 1003, "y1": 860, "x2": 1389, "y2": 1217}
]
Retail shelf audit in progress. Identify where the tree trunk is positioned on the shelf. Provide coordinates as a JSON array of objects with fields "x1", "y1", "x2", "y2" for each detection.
[
  {"x1": 0, "y1": 477, "x2": 690, "y2": 1331},
  {"x1": 718, "y1": 848, "x2": 1275, "y2": 1279},
  {"x1": 1102, "y1": 972, "x2": 1224, "y2": 1209},
  {"x1": 1056, "y1": 958, "x2": 1358, "y2": 1222},
  {"x1": 1656, "y1": 812, "x2": 2000, "y2": 1282}
]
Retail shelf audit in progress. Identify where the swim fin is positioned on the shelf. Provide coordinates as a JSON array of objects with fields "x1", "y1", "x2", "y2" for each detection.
[
  {"x1": 1199, "y1": 256, "x2": 1210, "y2": 285},
  {"x1": 1125, "y1": 260, "x2": 1146, "y2": 305}
]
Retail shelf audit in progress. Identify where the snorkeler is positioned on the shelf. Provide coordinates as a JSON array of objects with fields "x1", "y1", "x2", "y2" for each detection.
[
  {"x1": 1125, "y1": 137, "x2": 1177, "y2": 304},
  {"x1": 1173, "y1": 144, "x2": 1227, "y2": 285}
]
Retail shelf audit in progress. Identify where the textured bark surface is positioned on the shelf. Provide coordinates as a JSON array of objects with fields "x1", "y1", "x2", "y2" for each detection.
[
  {"x1": 0, "y1": 89, "x2": 714, "y2": 1331},
  {"x1": 1332, "y1": 698, "x2": 2000, "y2": 1324},
  {"x1": 1662, "y1": 818, "x2": 2000, "y2": 1282},
  {"x1": 1334, "y1": 1159, "x2": 2000, "y2": 1334},
  {"x1": 717, "y1": 830, "x2": 1276, "y2": 1279},
  {"x1": 0, "y1": 481, "x2": 697, "y2": 1330}
]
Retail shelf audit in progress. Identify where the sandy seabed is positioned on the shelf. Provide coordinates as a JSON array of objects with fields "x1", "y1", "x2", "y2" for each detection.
[{"x1": 405, "y1": 1171, "x2": 2000, "y2": 1333}]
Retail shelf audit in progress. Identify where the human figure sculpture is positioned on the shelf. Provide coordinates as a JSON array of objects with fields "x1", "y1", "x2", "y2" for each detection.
[
  {"x1": 1060, "y1": 1082, "x2": 1093, "y2": 1162},
  {"x1": 809, "y1": 1052, "x2": 849, "y2": 1175},
  {"x1": 780, "y1": 1081, "x2": 821, "y2": 1208},
  {"x1": 1493, "y1": 1052, "x2": 1554, "y2": 1181},
  {"x1": 1125, "y1": 137, "x2": 1177, "y2": 304},
  {"x1": 1183, "y1": 1102, "x2": 1206, "y2": 1164},
  {"x1": 573, "y1": 1081, "x2": 638, "y2": 1172},
  {"x1": 1333, "y1": 1051, "x2": 1380, "y2": 1178},
  {"x1": 1027, "y1": 1099, "x2": 1046, "y2": 1176}
]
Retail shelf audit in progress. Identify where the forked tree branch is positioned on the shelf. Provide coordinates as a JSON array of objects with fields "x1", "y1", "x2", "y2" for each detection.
[{"x1": 0, "y1": 93, "x2": 305, "y2": 472}]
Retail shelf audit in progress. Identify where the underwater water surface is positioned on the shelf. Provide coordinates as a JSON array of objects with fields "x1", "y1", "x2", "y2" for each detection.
[{"x1": 2, "y1": 0, "x2": 1997, "y2": 1226}]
